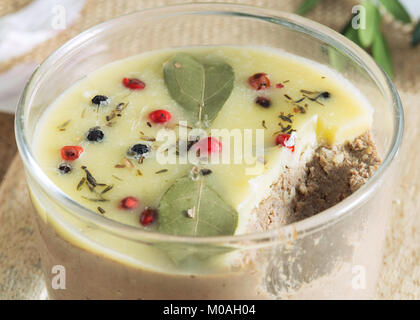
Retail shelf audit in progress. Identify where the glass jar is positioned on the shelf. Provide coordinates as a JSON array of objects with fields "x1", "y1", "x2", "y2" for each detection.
[{"x1": 15, "y1": 3, "x2": 403, "y2": 299}]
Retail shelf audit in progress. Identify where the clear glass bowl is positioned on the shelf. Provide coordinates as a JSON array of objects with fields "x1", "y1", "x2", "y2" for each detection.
[{"x1": 15, "y1": 3, "x2": 403, "y2": 299}]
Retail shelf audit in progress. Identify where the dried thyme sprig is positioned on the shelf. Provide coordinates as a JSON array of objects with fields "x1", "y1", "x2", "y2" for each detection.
[{"x1": 77, "y1": 166, "x2": 112, "y2": 202}]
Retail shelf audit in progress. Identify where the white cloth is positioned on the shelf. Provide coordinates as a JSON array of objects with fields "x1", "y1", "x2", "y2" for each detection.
[
  {"x1": 0, "y1": 0, "x2": 85, "y2": 113},
  {"x1": 400, "y1": 0, "x2": 420, "y2": 19}
]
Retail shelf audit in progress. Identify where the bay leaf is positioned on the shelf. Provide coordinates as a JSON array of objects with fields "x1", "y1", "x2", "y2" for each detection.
[
  {"x1": 296, "y1": 0, "x2": 323, "y2": 15},
  {"x1": 342, "y1": 16, "x2": 362, "y2": 47},
  {"x1": 372, "y1": 32, "x2": 394, "y2": 79},
  {"x1": 328, "y1": 15, "x2": 362, "y2": 72},
  {"x1": 157, "y1": 176, "x2": 238, "y2": 237},
  {"x1": 412, "y1": 21, "x2": 420, "y2": 47},
  {"x1": 358, "y1": 0, "x2": 381, "y2": 48},
  {"x1": 163, "y1": 53, "x2": 234, "y2": 124},
  {"x1": 379, "y1": 0, "x2": 411, "y2": 24},
  {"x1": 328, "y1": 47, "x2": 347, "y2": 73}
]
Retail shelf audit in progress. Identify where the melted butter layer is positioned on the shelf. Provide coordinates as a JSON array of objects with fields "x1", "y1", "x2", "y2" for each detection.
[{"x1": 33, "y1": 46, "x2": 373, "y2": 235}]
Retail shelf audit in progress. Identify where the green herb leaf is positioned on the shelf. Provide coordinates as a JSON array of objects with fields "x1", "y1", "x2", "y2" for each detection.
[
  {"x1": 358, "y1": 0, "x2": 381, "y2": 48},
  {"x1": 379, "y1": 0, "x2": 411, "y2": 23},
  {"x1": 328, "y1": 47, "x2": 346, "y2": 72},
  {"x1": 296, "y1": 0, "x2": 323, "y2": 15},
  {"x1": 372, "y1": 32, "x2": 394, "y2": 79},
  {"x1": 157, "y1": 176, "x2": 238, "y2": 237},
  {"x1": 163, "y1": 53, "x2": 234, "y2": 124},
  {"x1": 341, "y1": 15, "x2": 355, "y2": 35},
  {"x1": 342, "y1": 16, "x2": 362, "y2": 47},
  {"x1": 412, "y1": 20, "x2": 420, "y2": 47},
  {"x1": 328, "y1": 16, "x2": 362, "y2": 72}
]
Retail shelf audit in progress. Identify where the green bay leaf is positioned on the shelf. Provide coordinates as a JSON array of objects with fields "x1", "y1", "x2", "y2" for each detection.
[
  {"x1": 328, "y1": 16, "x2": 362, "y2": 72},
  {"x1": 157, "y1": 176, "x2": 238, "y2": 237},
  {"x1": 379, "y1": 0, "x2": 411, "y2": 23},
  {"x1": 296, "y1": 0, "x2": 323, "y2": 15},
  {"x1": 372, "y1": 32, "x2": 394, "y2": 79},
  {"x1": 359, "y1": 0, "x2": 381, "y2": 48},
  {"x1": 412, "y1": 21, "x2": 420, "y2": 47},
  {"x1": 163, "y1": 53, "x2": 234, "y2": 124},
  {"x1": 342, "y1": 17, "x2": 362, "y2": 47},
  {"x1": 328, "y1": 47, "x2": 347, "y2": 72}
]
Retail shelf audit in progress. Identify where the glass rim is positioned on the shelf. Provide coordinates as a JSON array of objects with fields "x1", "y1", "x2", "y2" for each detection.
[{"x1": 15, "y1": 2, "x2": 404, "y2": 245}]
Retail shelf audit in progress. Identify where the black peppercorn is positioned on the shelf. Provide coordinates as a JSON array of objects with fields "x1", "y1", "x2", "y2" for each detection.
[
  {"x1": 58, "y1": 163, "x2": 72, "y2": 174},
  {"x1": 91, "y1": 95, "x2": 109, "y2": 106},
  {"x1": 320, "y1": 91, "x2": 330, "y2": 99},
  {"x1": 128, "y1": 143, "x2": 150, "y2": 158},
  {"x1": 86, "y1": 127, "x2": 104, "y2": 142},
  {"x1": 200, "y1": 169, "x2": 212, "y2": 176}
]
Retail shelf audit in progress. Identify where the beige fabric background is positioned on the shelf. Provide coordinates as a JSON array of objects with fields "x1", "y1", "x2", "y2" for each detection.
[{"x1": 0, "y1": 0, "x2": 419, "y2": 299}]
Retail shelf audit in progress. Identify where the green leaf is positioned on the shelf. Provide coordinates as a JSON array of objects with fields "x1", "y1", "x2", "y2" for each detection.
[
  {"x1": 343, "y1": 23, "x2": 362, "y2": 47},
  {"x1": 296, "y1": 0, "x2": 323, "y2": 15},
  {"x1": 341, "y1": 15, "x2": 355, "y2": 35},
  {"x1": 157, "y1": 176, "x2": 238, "y2": 237},
  {"x1": 358, "y1": 0, "x2": 381, "y2": 48},
  {"x1": 163, "y1": 53, "x2": 234, "y2": 124},
  {"x1": 328, "y1": 47, "x2": 347, "y2": 72},
  {"x1": 379, "y1": 0, "x2": 411, "y2": 23},
  {"x1": 328, "y1": 16, "x2": 362, "y2": 72},
  {"x1": 412, "y1": 20, "x2": 420, "y2": 47},
  {"x1": 372, "y1": 32, "x2": 394, "y2": 79}
]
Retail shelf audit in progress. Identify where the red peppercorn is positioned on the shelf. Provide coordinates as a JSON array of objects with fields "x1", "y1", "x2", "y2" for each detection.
[
  {"x1": 148, "y1": 109, "x2": 172, "y2": 123},
  {"x1": 248, "y1": 73, "x2": 270, "y2": 90},
  {"x1": 276, "y1": 83, "x2": 284, "y2": 89},
  {"x1": 60, "y1": 146, "x2": 83, "y2": 161},
  {"x1": 122, "y1": 77, "x2": 146, "y2": 90},
  {"x1": 119, "y1": 196, "x2": 139, "y2": 210},
  {"x1": 275, "y1": 133, "x2": 295, "y2": 152},
  {"x1": 140, "y1": 208, "x2": 158, "y2": 226},
  {"x1": 194, "y1": 137, "x2": 222, "y2": 155}
]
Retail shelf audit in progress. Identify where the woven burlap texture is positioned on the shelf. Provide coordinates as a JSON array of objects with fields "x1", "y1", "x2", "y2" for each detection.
[{"x1": 0, "y1": 0, "x2": 419, "y2": 299}]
